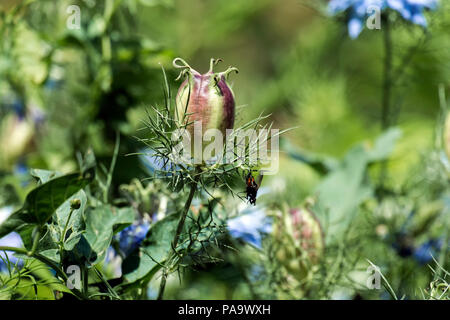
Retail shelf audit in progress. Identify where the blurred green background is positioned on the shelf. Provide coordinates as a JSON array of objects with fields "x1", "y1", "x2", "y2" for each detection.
[
  {"x1": 1, "y1": 0, "x2": 449, "y2": 185},
  {"x1": 0, "y1": 0, "x2": 449, "y2": 299}
]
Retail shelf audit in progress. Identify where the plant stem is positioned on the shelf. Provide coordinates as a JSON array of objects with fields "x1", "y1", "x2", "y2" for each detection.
[
  {"x1": 156, "y1": 269, "x2": 168, "y2": 300},
  {"x1": 82, "y1": 265, "x2": 89, "y2": 296},
  {"x1": 157, "y1": 171, "x2": 201, "y2": 300},
  {"x1": 58, "y1": 208, "x2": 75, "y2": 263},
  {"x1": 60, "y1": 208, "x2": 75, "y2": 246},
  {"x1": 381, "y1": 15, "x2": 392, "y2": 130},
  {"x1": 91, "y1": 265, "x2": 121, "y2": 300},
  {"x1": 29, "y1": 227, "x2": 41, "y2": 256},
  {"x1": 0, "y1": 245, "x2": 86, "y2": 300},
  {"x1": 104, "y1": 132, "x2": 120, "y2": 203},
  {"x1": 379, "y1": 15, "x2": 393, "y2": 193},
  {"x1": 173, "y1": 174, "x2": 201, "y2": 250}
]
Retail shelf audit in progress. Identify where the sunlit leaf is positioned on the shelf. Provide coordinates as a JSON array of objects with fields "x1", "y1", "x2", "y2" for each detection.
[{"x1": 122, "y1": 213, "x2": 178, "y2": 283}]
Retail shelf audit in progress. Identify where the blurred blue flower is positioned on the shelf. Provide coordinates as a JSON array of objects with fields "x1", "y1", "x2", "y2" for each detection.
[
  {"x1": 12, "y1": 99, "x2": 26, "y2": 120},
  {"x1": 386, "y1": 0, "x2": 438, "y2": 27},
  {"x1": 0, "y1": 207, "x2": 24, "y2": 272},
  {"x1": 413, "y1": 238, "x2": 443, "y2": 264},
  {"x1": 14, "y1": 161, "x2": 31, "y2": 187},
  {"x1": 1, "y1": 98, "x2": 25, "y2": 120},
  {"x1": 44, "y1": 78, "x2": 64, "y2": 90},
  {"x1": 116, "y1": 221, "x2": 151, "y2": 257},
  {"x1": 14, "y1": 162, "x2": 28, "y2": 176},
  {"x1": 105, "y1": 219, "x2": 151, "y2": 277},
  {"x1": 0, "y1": 233, "x2": 23, "y2": 271},
  {"x1": 328, "y1": 0, "x2": 438, "y2": 39},
  {"x1": 28, "y1": 105, "x2": 46, "y2": 127},
  {"x1": 104, "y1": 246, "x2": 122, "y2": 277},
  {"x1": 139, "y1": 148, "x2": 182, "y2": 175},
  {"x1": 2, "y1": 97, "x2": 46, "y2": 126},
  {"x1": 227, "y1": 207, "x2": 272, "y2": 249},
  {"x1": 147, "y1": 286, "x2": 158, "y2": 299}
]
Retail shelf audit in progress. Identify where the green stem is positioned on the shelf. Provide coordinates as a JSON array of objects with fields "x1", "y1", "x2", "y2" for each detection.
[
  {"x1": 156, "y1": 269, "x2": 168, "y2": 300},
  {"x1": 82, "y1": 265, "x2": 89, "y2": 296},
  {"x1": 60, "y1": 208, "x2": 75, "y2": 246},
  {"x1": 104, "y1": 133, "x2": 120, "y2": 203},
  {"x1": 0, "y1": 246, "x2": 86, "y2": 300},
  {"x1": 173, "y1": 174, "x2": 201, "y2": 250},
  {"x1": 29, "y1": 227, "x2": 41, "y2": 256},
  {"x1": 157, "y1": 171, "x2": 201, "y2": 300},
  {"x1": 381, "y1": 16, "x2": 392, "y2": 130},
  {"x1": 91, "y1": 265, "x2": 121, "y2": 300},
  {"x1": 378, "y1": 15, "x2": 393, "y2": 193}
]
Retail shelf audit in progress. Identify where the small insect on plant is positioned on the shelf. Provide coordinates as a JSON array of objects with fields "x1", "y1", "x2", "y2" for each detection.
[{"x1": 245, "y1": 170, "x2": 263, "y2": 205}]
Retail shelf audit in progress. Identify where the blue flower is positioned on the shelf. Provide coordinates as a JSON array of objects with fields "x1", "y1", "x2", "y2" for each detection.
[
  {"x1": 14, "y1": 162, "x2": 32, "y2": 187},
  {"x1": 1, "y1": 98, "x2": 25, "y2": 120},
  {"x1": 104, "y1": 219, "x2": 151, "y2": 277},
  {"x1": 0, "y1": 207, "x2": 24, "y2": 272},
  {"x1": 328, "y1": 0, "x2": 439, "y2": 39},
  {"x1": 328, "y1": 0, "x2": 386, "y2": 39},
  {"x1": 139, "y1": 148, "x2": 182, "y2": 175},
  {"x1": 28, "y1": 105, "x2": 46, "y2": 127},
  {"x1": 227, "y1": 207, "x2": 272, "y2": 249},
  {"x1": 387, "y1": 0, "x2": 438, "y2": 26},
  {"x1": 116, "y1": 220, "x2": 151, "y2": 257},
  {"x1": 413, "y1": 238, "x2": 443, "y2": 265},
  {"x1": 12, "y1": 99, "x2": 26, "y2": 120},
  {"x1": 0, "y1": 233, "x2": 23, "y2": 271}
]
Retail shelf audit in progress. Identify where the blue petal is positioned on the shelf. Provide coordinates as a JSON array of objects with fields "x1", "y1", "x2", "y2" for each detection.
[
  {"x1": 356, "y1": 0, "x2": 385, "y2": 16},
  {"x1": 411, "y1": 11, "x2": 427, "y2": 26},
  {"x1": 115, "y1": 220, "x2": 151, "y2": 257},
  {"x1": 229, "y1": 229, "x2": 262, "y2": 249},
  {"x1": 227, "y1": 207, "x2": 272, "y2": 249},
  {"x1": 413, "y1": 239, "x2": 444, "y2": 265},
  {"x1": 0, "y1": 232, "x2": 23, "y2": 271},
  {"x1": 348, "y1": 16, "x2": 364, "y2": 39},
  {"x1": 386, "y1": 0, "x2": 406, "y2": 11},
  {"x1": 407, "y1": 0, "x2": 438, "y2": 9},
  {"x1": 328, "y1": 0, "x2": 354, "y2": 15},
  {"x1": 0, "y1": 207, "x2": 23, "y2": 271},
  {"x1": 387, "y1": 0, "x2": 437, "y2": 26}
]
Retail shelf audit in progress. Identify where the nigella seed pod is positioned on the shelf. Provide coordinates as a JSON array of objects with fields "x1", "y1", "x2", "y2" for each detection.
[
  {"x1": 173, "y1": 58, "x2": 238, "y2": 155},
  {"x1": 289, "y1": 208, "x2": 324, "y2": 258},
  {"x1": 273, "y1": 207, "x2": 324, "y2": 281}
]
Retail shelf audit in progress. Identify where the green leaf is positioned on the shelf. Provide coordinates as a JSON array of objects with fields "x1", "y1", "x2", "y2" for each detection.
[
  {"x1": 0, "y1": 211, "x2": 35, "y2": 241},
  {"x1": 80, "y1": 148, "x2": 96, "y2": 174},
  {"x1": 0, "y1": 162, "x2": 95, "y2": 239},
  {"x1": 72, "y1": 205, "x2": 135, "y2": 265},
  {"x1": 64, "y1": 230, "x2": 84, "y2": 251},
  {"x1": 315, "y1": 145, "x2": 373, "y2": 238},
  {"x1": 39, "y1": 249, "x2": 60, "y2": 264},
  {"x1": 56, "y1": 190, "x2": 87, "y2": 250},
  {"x1": 122, "y1": 213, "x2": 178, "y2": 284},
  {"x1": 30, "y1": 169, "x2": 62, "y2": 184},
  {"x1": 18, "y1": 190, "x2": 88, "y2": 255},
  {"x1": 26, "y1": 172, "x2": 91, "y2": 225},
  {"x1": 314, "y1": 128, "x2": 402, "y2": 239},
  {"x1": 19, "y1": 224, "x2": 58, "y2": 254},
  {"x1": 367, "y1": 128, "x2": 402, "y2": 162}
]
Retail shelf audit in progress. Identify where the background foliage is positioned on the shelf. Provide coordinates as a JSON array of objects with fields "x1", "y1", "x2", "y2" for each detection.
[{"x1": 0, "y1": 0, "x2": 448, "y2": 300}]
